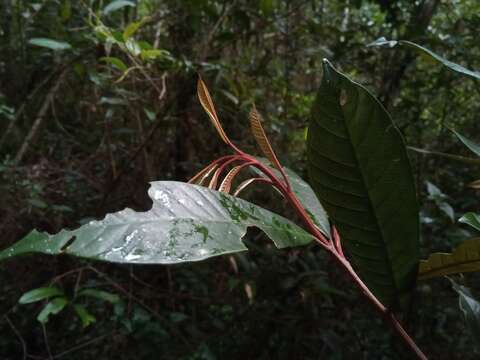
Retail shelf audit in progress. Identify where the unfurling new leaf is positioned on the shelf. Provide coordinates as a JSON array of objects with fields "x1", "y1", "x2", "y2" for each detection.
[{"x1": 197, "y1": 77, "x2": 230, "y2": 144}]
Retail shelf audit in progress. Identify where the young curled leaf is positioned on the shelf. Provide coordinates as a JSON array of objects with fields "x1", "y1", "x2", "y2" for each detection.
[
  {"x1": 189, "y1": 162, "x2": 219, "y2": 185},
  {"x1": 219, "y1": 164, "x2": 252, "y2": 194},
  {"x1": 197, "y1": 77, "x2": 230, "y2": 144},
  {"x1": 249, "y1": 106, "x2": 289, "y2": 187}
]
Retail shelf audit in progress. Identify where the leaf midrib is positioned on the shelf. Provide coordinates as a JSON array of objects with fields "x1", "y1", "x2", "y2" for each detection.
[{"x1": 337, "y1": 82, "x2": 399, "y2": 299}]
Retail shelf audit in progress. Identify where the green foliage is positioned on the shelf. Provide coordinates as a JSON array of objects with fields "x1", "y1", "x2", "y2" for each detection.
[
  {"x1": 459, "y1": 213, "x2": 480, "y2": 232},
  {"x1": 28, "y1": 38, "x2": 72, "y2": 51},
  {"x1": 451, "y1": 279, "x2": 480, "y2": 344},
  {"x1": 0, "y1": 181, "x2": 314, "y2": 264},
  {"x1": 3, "y1": 0, "x2": 480, "y2": 358},
  {"x1": 307, "y1": 60, "x2": 419, "y2": 309},
  {"x1": 369, "y1": 37, "x2": 480, "y2": 81},
  {"x1": 37, "y1": 297, "x2": 68, "y2": 324},
  {"x1": 19, "y1": 287, "x2": 64, "y2": 304}
]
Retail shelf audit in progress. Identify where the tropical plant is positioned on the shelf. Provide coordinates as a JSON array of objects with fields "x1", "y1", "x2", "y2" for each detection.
[{"x1": 1, "y1": 64, "x2": 427, "y2": 357}]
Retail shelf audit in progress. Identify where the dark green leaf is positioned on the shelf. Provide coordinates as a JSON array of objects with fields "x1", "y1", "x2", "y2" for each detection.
[
  {"x1": 78, "y1": 289, "x2": 120, "y2": 303},
  {"x1": 307, "y1": 59, "x2": 419, "y2": 309},
  {"x1": 408, "y1": 146, "x2": 480, "y2": 166},
  {"x1": 28, "y1": 38, "x2": 72, "y2": 51},
  {"x1": 37, "y1": 297, "x2": 68, "y2": 324},
  {"x1": 369, "y1": 37, "x2": 480, "y2": 81},
  {"x1": 0, "y1": 182, "x2": 314, "y2": 264},
  {"x1": 19, "y1": 287, "x2": 64, "y2": 304}
]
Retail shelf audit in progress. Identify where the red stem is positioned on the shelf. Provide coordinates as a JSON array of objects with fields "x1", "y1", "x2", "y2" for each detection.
[{"x1": 242, "y1": 155, "x2": 427, "y2": 360}]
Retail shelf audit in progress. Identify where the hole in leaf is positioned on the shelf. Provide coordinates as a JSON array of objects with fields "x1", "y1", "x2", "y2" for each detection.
[{"x1": 60, "y1": 236, "x2": 76, "y2": 252}]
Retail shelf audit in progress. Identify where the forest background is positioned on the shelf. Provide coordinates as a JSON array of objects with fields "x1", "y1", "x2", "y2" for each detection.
[{"x1": 1, "y1": 0, "x2": 480, "y2": 359}]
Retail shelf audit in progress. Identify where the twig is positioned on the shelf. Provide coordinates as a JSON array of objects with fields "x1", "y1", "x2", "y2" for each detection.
[
  {"x1": 52, "y1": 332, "x2": 114, "y2": 359},
  {"x1": 41, "y1": 323, "x2": 53, "y2": 360},
  {"x1": 14, "y1": 69, "x2": 67, "y2": 164},
  {"x1": 4, "y1": 315, "x2": 27, "y2": 360},
  {"x1": 199, "y1": 1, "x2": 237, "y2": 61}
]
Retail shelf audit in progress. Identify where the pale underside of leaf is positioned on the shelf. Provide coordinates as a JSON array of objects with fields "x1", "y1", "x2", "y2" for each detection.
[
  {"x1": 197, "y1": 77, "x2": 230, "y2": 144},
  {"x1": 0, "y1": 182, "x2": 314, "y2": 265},
  {"x1": 418, "y1": 238, "x2": 480, "y2": 280}
]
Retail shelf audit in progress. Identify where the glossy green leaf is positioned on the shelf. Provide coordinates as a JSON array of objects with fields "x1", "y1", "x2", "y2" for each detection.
[
  {"x1": 418, "y1": 238, "x2": 480, "y2": 280},
  {"x1": 28, "y1": 38, "x2": 71, "y2": 51},
  {"x1": 451, "y1": 279, "x2": 480, "y2": 343},
  {"x1": 307, "y1": 59, "x2": 419, "y2": 309},
  {"x1": 252, "y1": 157, "x2": 330, "y2": 237},
  {"x1": 369, "y1": 37, "x2": 480, "y2": 81},
  {"x1": 452, "y1": 130, "x2": 480, "y2": 157},
  {"x1": 459, "y1": 213, "x2": 480, "y2": 232},
  {"x1": 78, "y1": 289, "x2": 120, "y2": 303},
  {"x1": 0, "y1": 182, "x2": 314, "y2": 264},
  {"x1": 103, "y1": 0, "x2": 136, "y2": 15},
  {"x1": 73, "y1": 304, "x2": 96, "y2": 327},
  {"x1": 37, "y1": 297, "x2": 68, "y2": 324},
  {"x1": 19, "y1": 287, "x2": 64, "y2": 304}
]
